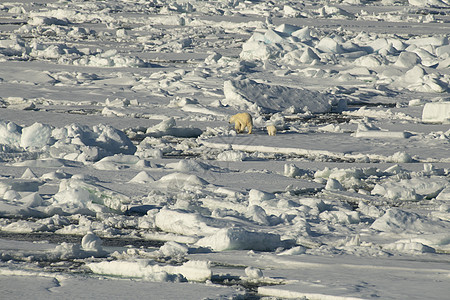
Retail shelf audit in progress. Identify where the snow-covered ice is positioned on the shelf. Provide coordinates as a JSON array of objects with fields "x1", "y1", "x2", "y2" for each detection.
[{"x1": 0, "y1": 0, "x2": 449, "y2": 299}]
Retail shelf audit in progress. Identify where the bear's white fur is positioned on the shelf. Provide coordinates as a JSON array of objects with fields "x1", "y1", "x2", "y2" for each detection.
[
  {"x1": 266, "y1": 125, "x2": 276, "y2": 136},
  {"x1": 229, "y1": 112, "x2": 253, "y2": 134}
]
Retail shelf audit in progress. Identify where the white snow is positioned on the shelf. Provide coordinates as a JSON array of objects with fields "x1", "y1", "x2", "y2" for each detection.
[
  {"x1": 370, "y1": 208, "x2": 446, "y2": 233},
  {"x1": 128, "y1": 171, "x2": 155, "y2": 184},
  {"x1": 0, "y1": 0, "x2": 449, "y2": 299}
]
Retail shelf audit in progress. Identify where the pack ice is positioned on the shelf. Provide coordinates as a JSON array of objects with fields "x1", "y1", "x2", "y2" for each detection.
[{"x1": 0, "y1": 0, "x2": 449, "y2": 299}]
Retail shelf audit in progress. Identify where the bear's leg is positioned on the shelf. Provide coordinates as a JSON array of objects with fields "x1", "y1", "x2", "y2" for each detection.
[
  {"x1": 247, "y1": 123, "x2": 252, "y2": 134},
  {"x1": 239, "y1": 122, "x2": 246, "y2": 133},
  {"x1": 235, "y1": 121, "x2": 242, "y2": 133}
]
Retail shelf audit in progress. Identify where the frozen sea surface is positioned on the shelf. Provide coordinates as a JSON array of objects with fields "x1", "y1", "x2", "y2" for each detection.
[{"x1": 0, "y1": 0, "x2": 449, "y2": 299}]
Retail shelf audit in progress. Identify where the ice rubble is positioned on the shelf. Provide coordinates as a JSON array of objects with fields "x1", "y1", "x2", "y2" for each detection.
[
  {"x1": 408, "y1": 0, "x2": 450, "y2": 8},
  {"x1": 0, "y1": 176, "x2": 131, "y2": 219},
  {"x1": 0, "y1": 34, "x2": 147, "y2": 68},
  {"x1": 315, "y1": 164, "x2": 450, "y2": 201},
  {"x1": 239, "y1": 23, "x2": 450, "y2": 93},
  {"x1": 0, "y1": 0, "x2": 450, "y2": 298},
  {"x1": 5, "y1": 160, "x2": 443, "y2": 255},
  {"x1": 371, "y1": 177, "x2": 449, "y2": 201},
  {"x1": 0, "y1": 120, "x2": 136, "y2": 162},
  {"x1": 0, "y1": 231, "x2": 107, "y2": 262},
  {"x1": 150, "y1": 208, "x2": 282, "y2": 251},
  {"x1": 54, "y1": 179, "x2": 131, "y2": 213}
]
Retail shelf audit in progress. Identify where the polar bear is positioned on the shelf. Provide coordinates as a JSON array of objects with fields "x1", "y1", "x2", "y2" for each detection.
[
  {"x1": 266, "y1": 124, "x2": 276, "y2": 136},
  {"x1": 229, "y1": 112, "x2": 253, "y2": 134}
]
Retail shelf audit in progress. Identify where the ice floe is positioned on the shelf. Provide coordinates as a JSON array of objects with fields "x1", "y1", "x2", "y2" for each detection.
[{"x1": 0, "y1": 0, "x2": 449, "y2": 299}]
